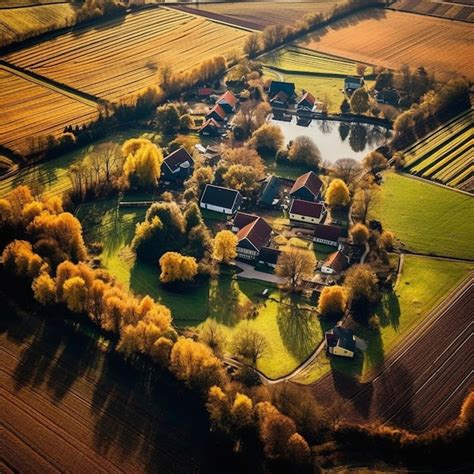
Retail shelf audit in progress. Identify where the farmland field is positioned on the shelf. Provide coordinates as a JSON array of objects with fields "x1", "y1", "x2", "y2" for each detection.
[
  {"x1": 403, "y1": 109, "x2": 473, "y2": 193},
  {"x1": 300, "y1": 10, "x2": 474, "y2": 79},
  {"x1": 0, "y1": 3, "x2": 76, "y2": 47},
  {"x1": 184, "y1": 1, "x2": 339, "y2": 30},
  {"x1": 370, "y1": 171, "x2": 474, "y2": 260},
  {"x1": 4, "y1": 7, "x2": 249, "y2": 102},
  {"x1": 390, "y1": 0, "x2": 474, "y2": 22},
  {"x1": 0, "y1": 66, "x2": 98, "y2": 155}
]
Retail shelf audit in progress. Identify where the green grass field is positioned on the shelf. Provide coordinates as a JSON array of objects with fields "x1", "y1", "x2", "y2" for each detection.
[
  {"x1": 297, "y1": 254, "x2": 473, "y2": 384},
  {"x1": 370, "y1": 171, "x2": 474, "y2": 260}
]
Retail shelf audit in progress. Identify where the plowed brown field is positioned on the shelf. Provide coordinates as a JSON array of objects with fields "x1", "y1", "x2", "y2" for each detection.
[{"x1": 301, "y1": 10, "x2": 474, "y2": 79}]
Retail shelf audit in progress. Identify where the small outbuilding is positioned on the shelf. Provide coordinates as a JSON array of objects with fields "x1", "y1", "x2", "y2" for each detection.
[
  {"x1": 344, "y1": 75, "x2": 364, "y2": 94},
  {"x1": 258, "y1": 175, "x2": 281, "y2": 208},
  {"x1": 200, "y1": 184, "x2": 242, "y2": 215},
  {"x1": 326, "y1": 326, "x2": 356, "y2": 358}
]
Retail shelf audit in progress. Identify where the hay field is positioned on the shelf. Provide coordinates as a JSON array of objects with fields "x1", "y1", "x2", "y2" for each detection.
[
  {"x1": 190, "y1": 1, "x2": 340, "y2": 29},
  {"x1": 390, "y1": 0, "x2": 474, "y2": 22},
  {"x1": 0, "y1": 3, "x2": 76, "y2": 47},
  {"x1": 301, "y1": 10, "x2": 474, "y2": 79},
  {"x1": 0, "y1": 67, "x2": 98, "y2": 155},
  {"x1": 5, "y1": 7, "x2": 249, "y2": 102}
]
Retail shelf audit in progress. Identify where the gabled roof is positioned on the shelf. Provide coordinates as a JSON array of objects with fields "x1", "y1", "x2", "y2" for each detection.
[
  {"x1": 289, "y1": 199, "x2": 325, "y2": 219},
  {"x1": 237, "y1": 216, "x2": 272, "y2": 252},
  {"x1": 207, "y1": 104, "x2": 227, "y2": 120},
  {"x1": 217, "y1": 90, "x2": 237, "y2": 107},
  {"x1": 313, "y1": 223, "x2": 348, "y2": 242},
  {"x1": 326, "y1": 326, "x2": 356, "y2": 353},
  {"x1": 198, "y1": 87, "x2": 213, "y2": 96},
  {"x1": 233, "y1": 212, "x2": 258, "y2": 230},
  {"x1": 259, "y1": 175, "x2": 281, "y2": 205},
  {"x1": 163, "y1": 147, "x2": 194, "y2": 173},
  {"x1": 269, "y1": 80, "x2": 295, "y2": 98},
  {"x1": 259, "y1": 246, "x2": 281, "y2": 265},
  {"x1": 290, "y1": 171, "x2": 323, "y2": 198},
  {"x1": 270, "y1": 90, "x2": 289, "y2": 104},
  {"x1": 323, "y1": 250, "x2": 348, "y2": 273},
  {"x1": 200, "y1": 184, "x2": 241, "y2": 209},
  {"x1": 200, "y1": 118, "x2": 221, "y2": 131},
  {"x1": 298, "y1": 91, "x2": 316, "y2": 106}
]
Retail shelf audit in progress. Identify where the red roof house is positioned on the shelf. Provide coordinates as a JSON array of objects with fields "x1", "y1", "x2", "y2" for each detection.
[{"x1": 289, "y1": 171, "x2": 323, "y2": 202}]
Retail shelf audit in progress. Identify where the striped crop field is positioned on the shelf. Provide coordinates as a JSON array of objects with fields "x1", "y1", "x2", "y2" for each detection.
[
  {"x1": 0, "y1": 3, "x2": 76, "y2": 47},
  {"x1": 4, "y1": 7, "x2": 249, "y2": 103},
  {"x1": 403, "y1": 109, "x2": 473, "y2": 193},
  {"x1": 0, "y1": 66, "x2": 98, "y2": 155},
  {"x1": 390, "y1": 0, "x2": 474, "y2": 22}
]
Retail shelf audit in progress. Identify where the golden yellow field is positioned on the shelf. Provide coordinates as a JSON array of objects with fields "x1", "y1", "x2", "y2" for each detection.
[
  {"x1": 5, "y1": 7, "x2": 249, "y2": 102},
  {"x1": 0, "y1": 3, "x2": 76, "y2": 47},
  {"x1": 0, "y1": 67, "x2": 98, "y2": 155},
  {"x1": 301, "y1": 10, "x2": 474, "y2": 79}
]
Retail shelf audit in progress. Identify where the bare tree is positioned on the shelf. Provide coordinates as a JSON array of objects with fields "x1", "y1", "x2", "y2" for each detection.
[
  {"x1": 276, "y1": 247, "x2": 317, "y2": 292},
  {"x1": 232, "y1": 326, "x2": 268, "y2": 366},
  {"x1": 331, "y1": 158, "x2": 362, "y2": 188}
]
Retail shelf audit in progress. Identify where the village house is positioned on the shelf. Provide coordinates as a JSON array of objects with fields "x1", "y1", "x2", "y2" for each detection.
[
  {"x1": 231, "y1": 212, "x2": 259, "y2": 232},
  {"x1": 257, "y1": 246, "x2": 281, "y2": 269},
  {"x1": 199, "y1": 118, "x2": 221, "y2": 137},
  {"x1": 206, "y1": 104, "x2": 227, "y2": 122},
  {"x1": 321, "y1": 250, "x2": 349, "y2": 275},
  {"x1": 216, "y1": 90, "x2": 237, "y2": 114},
  {"x1": 297, "y1": 91, "x2": 316, "y2": 112},
  {"x1": 268, "y1": 80, "x2": 296, "y2": 107},
  {"x1": 270, "y1": 91, "x2": 290, "y2": 108},
  {"x1": 232, "y1": 214, "x2": 272, "y2": 261},
  {"x1": 161, "y1": 147, "x2": 194, "y2": 181},
  {"x1": 289, "y1": 171, "x2": 323, "y2": 202},
  {"x1": 344, "y1": 75, "x2": 364, "y2": 94},
  {"x1": 197, "y1": 87, "x2": 213, "y2": 99},
  {"x1": 313, "y1": 223, "x2": 348, "y2": 248},
  {"x1": 200, "y1": 184, "x2": 242, "y2": 215},
  {"x1": 258, "y1": 175, "x2": 282, "y2": 209},
  {"x1": 325, "y1": 326, "x2": 356, "y2": 358},
  {"x1": 289, "y1": 199, "x2": 326, "y2": 227}
]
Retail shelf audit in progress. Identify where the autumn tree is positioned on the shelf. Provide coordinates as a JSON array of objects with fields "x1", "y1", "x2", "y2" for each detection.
[
  {"x1": 276, "y1": 247, "x2": 316, "y2": 291},
  {"x1": 32, "y1": 272, "x2": 56, "y2": 305},
  {"x1": 352, "y1": 184, "x2": 379, "y2": 224},
  {"x1": 62, "y1": 276, "x2": 88, "y2": 313},
  {"x1": 288, "y1": 136, "x2": 321, "y2": 168},
  {"x1": 200, "y1": 320, "x2": 226, "y2": 355},
  {"x1": 379, "y1": 230, "x2": 395, "y2": 251},
  {"x1": 1, "y1": 239, "x2": 47, "y2": 279},
  {"x1": 325, "y1": 178, "x2": 350, "y2": 208},
  {"x1": 219, "y1": 145, "x2": 265, "y2": 177},
  {"x1": 363, "y1": 151, "x2": 388, "y2": 174},
  {"x1": 350, "y1": 87, "x2": 370, "y2": 114},
  {"x1": 331, "y1": 158, "x2": 362, "y2": 188},
  {"x1": 223, "y1": 164, "x2": 262, "y2": 196},
  {"x1": 287, "y1": 432, "x2": 311, "y2": 468},
  {"x1": 317, "y1": 285, "x2": 347, "y2": 317},
  {"x1": 159, "y1": 252, "x2": 198, "y2": 283},
  {"x1": 243, "y1": 33, "x2": 261, "y2": 57},
  {"x1": 259, "y1": 410, "x2": 297, "y2": 459},
  {"x1": 213, "y1": 230, "x2": 237, "y2": 264},
  {"x1": 231, "y1": 326, "x2": 268, "y2": 366},
  {"x1": 344, "y1": 264, "x2": 379, "y2": 311},
  {"x1": 249, "y1": 123, "x2": 284, "y2": 155},
  {"x1": 350, "y1": 222, "x2": 369, "y2": 246},
  {"x1": 460, "y1": 391, "x2": 474, "y2": 427},
  {"x1": 233, "y1": 101, "x2": 270, "y2": 139},
  {"x1": 183, "y1": 164, "x2": 214, "y2": 202},
  {"x1": 168, "y1": 134, "x2": 198, "y2": 154},
  {"x1": 155, "y1": 103, "x2": 181, "y2": 135}
]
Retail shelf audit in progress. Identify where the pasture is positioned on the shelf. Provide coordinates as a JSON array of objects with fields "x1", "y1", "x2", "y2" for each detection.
[
  {"x1": 5, "y1": 7, "x2": 249, "y2": 102},
  {"x1": 0, "y1": 67, "x2": 98, "y2": 156},
  {"x1": 370, "y1": 171, "x2": 474, "y2": 260},
  {"x1": 301, "y1": 10, "x2": 474, "y2": 79},
  {"x1": 390, "y1": 0, "x2": 474, "y2": 22},
  {"x1": 403, "y1": 109, "x2": 473, "y2": 193}
]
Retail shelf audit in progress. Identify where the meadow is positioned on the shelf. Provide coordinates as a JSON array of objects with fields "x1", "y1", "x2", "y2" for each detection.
[
  {"x1": 301, "y1": 10, "x2": 474, "y2": 79},
  {"x1": 403, "y1": 109, "x2": 473, "y2": 193},
  {"x1": 0, "y1": 66, "x2": 98, "y2": 155},
  {"x1": 5, "y1": 7, "x2": 249, "y2": 102},
  {"x1": 370, "y1": 171, "x2": 474, "y2": 260},
  {"x1": 296, "y1": 254, "x2": 473, "y2": 384}
]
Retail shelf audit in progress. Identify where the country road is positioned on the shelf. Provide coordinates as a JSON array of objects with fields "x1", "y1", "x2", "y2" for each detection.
[
  {"x1": 310, "y1": 275, "x2": 474, "y2": 432},
  {"x1": 0, "y1": 309, "x2": 211, "y2": 474}
]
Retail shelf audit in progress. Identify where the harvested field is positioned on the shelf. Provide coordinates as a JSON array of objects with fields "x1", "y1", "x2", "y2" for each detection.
[
  {"x1": 403, "y1": 109, "x2": 474, "y2": 193},
  {"x1": 0, "y1": 3, "x2": 76, "y2": 47},
  {"x1": 391, "y1": 0, "x2": 474, "y2": 22},
  {"x1": 300, "y1": 10, "x2": 474, "y2": 79},
  {"x1": 182, "y1": 1, "x2": 339, "y2": 30},
  {"x1": 5, "y1": 7, "x2": 249, "y2": 102},
  {"x1": 0, "y1": 67, "x2": 98, "y2": 155},
  {"x1": 309, "y1": 275, "x2": 474, "y2": 432}
]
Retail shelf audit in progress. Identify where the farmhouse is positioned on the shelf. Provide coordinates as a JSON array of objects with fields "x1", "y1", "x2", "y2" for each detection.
[
  {"x1": 289, "y1": 171, "x2": 323, "y2": 202},
  {"x1": 297, "y1": 91, "x2": 316, "y2": 112},
  {"x1": 206, "y1": 104, "x2": 227, "y2": 122},
  {"x1": 200, "y1": 184, "x2": 242, "y2": 215},
  {"x1": 321, "y1": 250, "x2": 349, "y2": 275},
  {"x1": 344, "y1": 75, "x2": 364, "y2": 94},
  {"x1": 232, "y1": 212, "x2": 259, "y2": 232},
  {"x1": 258, "y1": 175, "x2": 281, "y2": 208},
  {"x1": 326, "y1": 326, "x2": 356, "y2": 358},
  {"x1": 268, "y1": 80, "x2": 296, "y2": 103},
  {"x1": 199, "y1": 118, "x2": 221, "y2": 137},
  {"x1": 161, "y1": 147, "x2": 194, "y2": 181},
  {"x1": 289, "y1": 199, "x2": 326, "y2": 227},
  {"x1": 270, "y1": 91, "x2": 290, "y2": 108},
  {"x1": 234, "y1": 215, "x2": 272, "y2": 261},
  {"x1": 258, "y1": 246, "x2": 281, "y2": 268},
  {"x1": 216, "y1": 90, "x2": 237, "y2": 113},
  {"x1": 313, "y1": 223, "x2": 348, "y2": 248}
]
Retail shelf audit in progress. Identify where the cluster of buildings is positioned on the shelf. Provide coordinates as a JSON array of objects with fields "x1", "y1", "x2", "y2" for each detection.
[{"x1": 199, "y1": 90, "x2": 238, "y2": 137}]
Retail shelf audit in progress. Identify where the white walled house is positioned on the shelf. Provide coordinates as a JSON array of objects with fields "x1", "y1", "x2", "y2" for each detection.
[
  {"x1": 232, "y1": 214, "x2": 272, "y2": 261},
  {"x1": 200, "y1": 184, "x2": 242, "y2": 215},
  {"x1": 289, "y1": 199, "x2": 326, "y2": 227},
  {"x1": 313, "y1": 223, "x2": 348, "y2": 249},
  {"x1": 326, "y1": 326, "x2": 356, "y2": 358}
]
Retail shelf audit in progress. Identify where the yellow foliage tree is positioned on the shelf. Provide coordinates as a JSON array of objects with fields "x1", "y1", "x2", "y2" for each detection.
[
  {"x1": 122, "y1": 139, "x2": 163, "y2": 188},
  {"x1": 1, "y1": 239, "x2": 47, "y2": 279},
  {"x1": 150, "y1": 336, "x2": 174, "y2": 366},
  {"x1": 460, "y1": 391, "x2": 474, "y2": 426},
  {"x1": 32, "y1": 272, "x2": 56, "y2": 305},
  {"x1": 317, "y1": 285, "x2": 347, "y2": 317},
  {"x1": 287, "y1": 432, "x2": 311, "y2": 466},
  {"x1": 231, "y1": 393, "x2": 254, "y2": 431},
  {"x1": 62, "y1": 276, "x2": 87, "y2": 313},
  {"x1": 159, "y1": 252, "x2": 198, "y2": 283},
  {"x1": 350, "y1": 222, "x2": 370, "y2": 246},
  {"x1": 325, "y1": 178, "x2": 350, "y2": 208},
  {"x1": 213, "y1": 230, "x2": 237, "y2": 264}
]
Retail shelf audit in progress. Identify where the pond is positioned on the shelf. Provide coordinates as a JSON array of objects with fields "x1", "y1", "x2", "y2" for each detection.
[{"x1": 271, "y1": 115, "x2": 391, "y2": 163}]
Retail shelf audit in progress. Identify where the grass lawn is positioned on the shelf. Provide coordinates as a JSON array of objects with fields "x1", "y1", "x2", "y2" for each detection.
[
  {"x1": 370, "y1": 171, "x2": 474, "y2": 260},
  {"x1": 296, "y1": 255, "x2": 473, "y2": 384}
]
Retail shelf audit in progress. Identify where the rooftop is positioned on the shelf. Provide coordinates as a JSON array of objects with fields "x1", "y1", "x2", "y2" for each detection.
[
  {"x1": 290, "y1": 171, "x2": 323, "y2": 198},
  {"x1": 290, "y1": 199, "x2": 325, "y2": 219}
]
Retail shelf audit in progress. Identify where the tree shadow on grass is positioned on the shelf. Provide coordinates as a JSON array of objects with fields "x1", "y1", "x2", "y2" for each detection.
[
  {"x1": 208, "y1": 277, "x2": 243, "y2": 326},
  {"x1": 378, "y1": 290, "x2": 401, "y2": 331}
]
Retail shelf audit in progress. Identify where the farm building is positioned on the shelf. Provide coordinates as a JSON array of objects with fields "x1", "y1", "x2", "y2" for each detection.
[
  {"x1": 344, "y1": 75, "x2": 364, "y2": 94},
  {"x1": 161, "y1": 147, "x2": 194, "y2": 181},
  {"x1": 258, "y1": 175, "x2": 282, "y2": 208},
  {"x1": 216, "y1": 90, "x2": 237, "y2": 113},
  {"x1": 321, "y1": 250, "x2": 349, "y2": 275},
  {"x1": 258, "y1": 246, "x2": 281, "y2": 268},
  {"x1": 232, "y1": 212, "x2": 260, "y2": 232},
  {"x1": 270, "y1": 91, "x2": 291, "y2": 108},
  {"x1": 313, "y1": 223, "x2": 348, "y2": 248},
  {"x1": 297, "y1": 91, "x2": 316, "y2": 112},
  {"x1": 326, "y1": 326, "x2": 356, "y2": 358},
  {"x1": 289, "y1": 171, "x2": 323, "y2": 202},
  {"x1": 199, "y1": 118, "x2": 221, "y2": 137},
  {"x1": 197, "y1": 87, "x2": 213, "y2": 98},
  {"x1": 234, "y1": 215, "x2": 272, "y2": 261},
  {"x1": 289, "y1": 199, "x2": 326, "y2": 227},
  {"x1": 206, "y1": 104, "x2": 227, "y2": 122},
  {"x1": 200, "y1": 184, "x2": 242, "y2": 215},
  {"x1": 269, "y1": 80, "x2": 296, "y2": 100}
]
